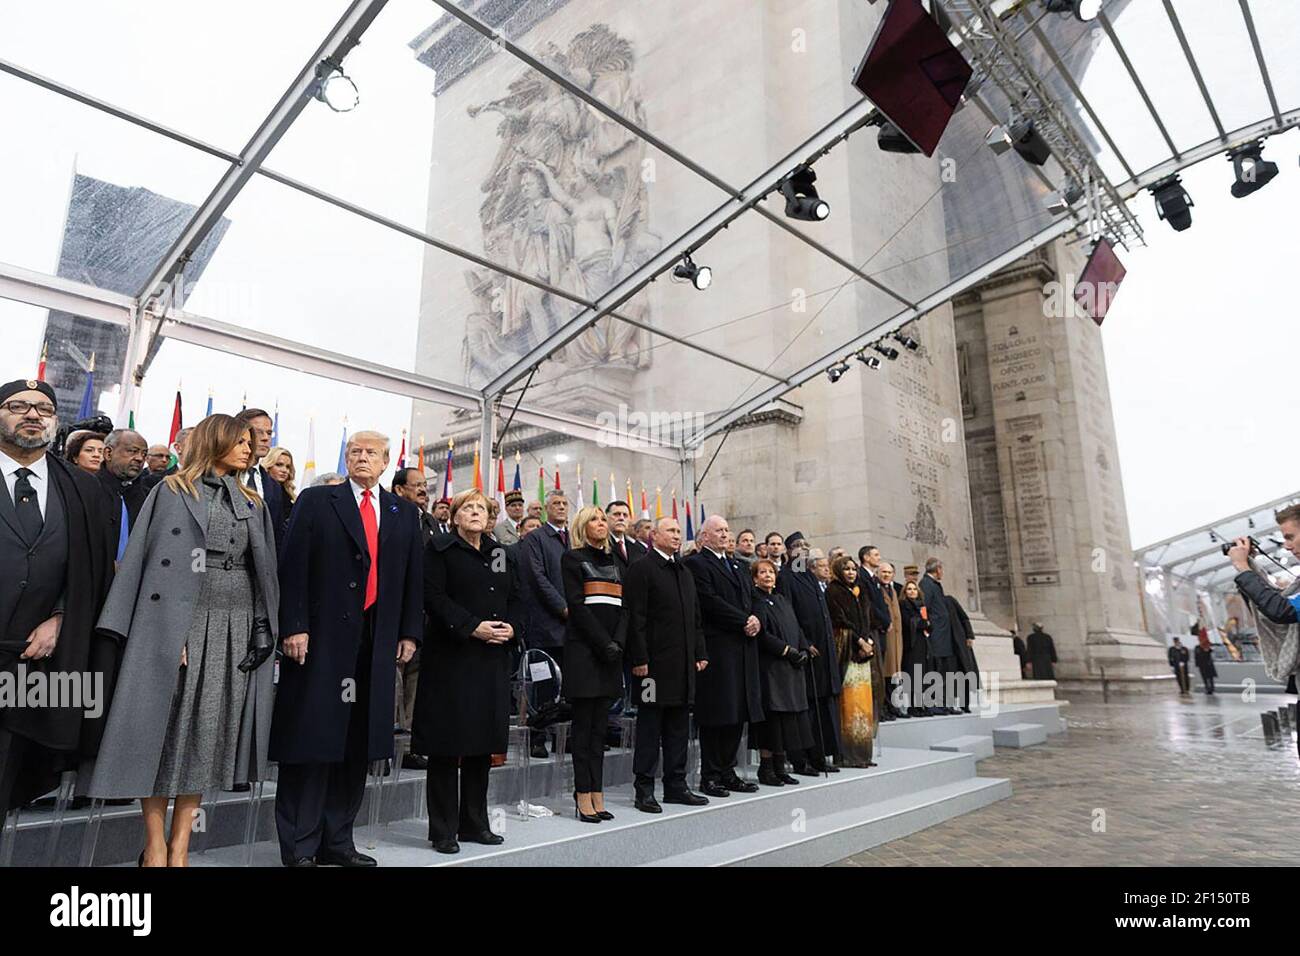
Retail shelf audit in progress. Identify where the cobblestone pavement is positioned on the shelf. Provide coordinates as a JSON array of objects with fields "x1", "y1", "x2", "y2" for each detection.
[{"x1": 834, "y1": 691, "x2": 1300, "y2": 866}]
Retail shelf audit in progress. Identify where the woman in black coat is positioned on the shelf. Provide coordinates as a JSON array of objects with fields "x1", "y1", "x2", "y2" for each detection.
[
  {"x1": 898, "y1": 580, "x2": 932, "y2": 716},
  {"x1": 561, "y1": 506, "x2": 626, "y2": 823},
  {"x1": 1193, "y1": 633, "x2": 1217, "y2": 695},
  {"x1": 748, "y1": 559, "x2": 813, "y2": 786},
  {"x1": 412, "y1": 489, "x2": 522, "y2": 855}
]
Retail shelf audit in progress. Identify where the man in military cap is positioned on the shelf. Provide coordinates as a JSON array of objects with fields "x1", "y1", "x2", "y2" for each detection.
[
  {"x1": 0, "y1": 379, "x2": 117, "y2": 818},
  {"x1": 495, "y1": 489, "x2": 525, "y2": 545}
]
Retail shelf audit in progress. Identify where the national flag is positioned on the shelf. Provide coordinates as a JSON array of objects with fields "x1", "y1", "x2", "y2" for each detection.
[
  {"x1": 205, "y1": 387, "x2": 213, "y2": 418},
  {"x1": 271, "y1": 403, "x2": 279, "y2": 447},
  {"x1": 671, "y1": 489, "x2": 678, "y2": 520},
  {"x1": 472, "y1": 443, "x2": 483, "y2": 492},
  {"x1": 537, "y1": 466, "x2": 545, "y2": 505},
  {"x1": 442, "y1": 439, "x2": 454, "y2": 500},
  {"x1": 397, "y1": 429, "x2": 406, "y2": 469},
  {"x1": 168, "y1": 386, "x2": 183, "y2": 447},
  {"x1": 654, "y1": 487, "x2": 663, "y2": 520},
  {"x1": 609, "y1": 472, "x2": 616, "y2": 508},
  {"x1": 240, "y1": 391, "x2": 247, "y2": 412},
  {"x1": 626, "y1": 477, "x2": 633, "y2": 509},
  {"x1": 302, "y1": 418, "x2": 317, "y2": 485},
  {"x1": 496, "y1": 455, "x2": 507, "y2": 511},
  {"x1": 335, "y1": 420, "x2": 348, "y2": 474},
  {"x1": 698, "y1": 500, "x2": 705, "y2": 528},
  {"x1": 592, "y1": 474, "x2": 600, "y2": 508},
  {"x1": 640, "y1": 485, "x2": 648, "y2": 519},
  {"x1": 685, "y1": 500, "x2": 694, "y2": 541},
  {"x1": 575, "y1": 463, "x2": 583, "y2": 509},
  {"x1": 36, "y1": 341, "x2": 47, "y2": 382},
  {"x1": 77, "y1": 352, "x2": 96, "y2": 420},
  {"x1": 418, "y1": 434, "x2": 425, "y2": 471},
  {"x1": 554, "y1": 464, "x2": 561, "y2": 491},
  {"x1": 127, "y1": 410, "x2": 134, "y2": 430},
  {"x1": 512, "y1": 451, "x2": 522, "y2": 492}
]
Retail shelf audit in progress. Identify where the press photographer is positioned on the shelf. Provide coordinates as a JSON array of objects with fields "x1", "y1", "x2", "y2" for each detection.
[{"x1": 1227, "y1": 504, "x2": 1300, "y2": 625}]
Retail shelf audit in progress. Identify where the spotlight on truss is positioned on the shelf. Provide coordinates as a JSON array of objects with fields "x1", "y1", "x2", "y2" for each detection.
[
  {"x1": 892, "y1": 331, "x2": 920, "y2": 351},
  {"x1": 855, "y1": 352, "x2": 882, "y2": 371},
  {"x1": 779, "y1": 165, "x2": 830, "y2": 221},
  {"x1": 877, "y1": 122, "x2": 922, "y2": 155},
  {"x1": 826, "y1": 361, "x2": 851, "y2": 383},
  {"x1": 1045, "y1": 181, "x2": 1085, "y2": 214},
  {"x1": 1150, "y1": 175, "x2": 1193, "y2": 231},
  {"x1": 1043, "y1": 0, "x2": 1104, "y2": 21},
  {"x1": 1009, "y1": 118, "x2": 1052, "y2": 166},
  {"x1": 1229, "y1": 140, "x2": 1279, "y2": 199},
  {"x1": 314, "y1": 59, "x2": 359, "y2": 112},
  {"x1": 672, "y1": 252, "x2": 712, "y2": 291},
  {"x1": 873, "y1": 343, "x2": 900, "y2": 361}
]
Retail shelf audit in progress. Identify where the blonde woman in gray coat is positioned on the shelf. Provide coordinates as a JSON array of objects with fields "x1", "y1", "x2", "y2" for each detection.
[{"x1": 88, "y1": 414, "x2": 279, "y2": 867}]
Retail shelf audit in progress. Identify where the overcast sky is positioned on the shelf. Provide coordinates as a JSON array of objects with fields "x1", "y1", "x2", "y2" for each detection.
[{"x1": 0, "y1": 1, "x2": 1296, "y2": 541}]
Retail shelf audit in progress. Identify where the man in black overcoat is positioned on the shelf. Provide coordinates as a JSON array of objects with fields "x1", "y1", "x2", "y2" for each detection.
[
  {"x1": 235, "y1": 408, "x2": 288, "y2": 548},
  {"x1": 686, "y1": 514, "x2": 763, "y2": 796},
  {"x1": 624, "y1": 516, "x2": 709, "y2": 813},
  {"x1": 271, "y1": 430, "x2": 423, "y2": 867},
  {"x1": 945, "y1": 593, "x2": 980, "y2": 713},
  {"x1": 920, "y1": 558, "x2": 962, "y2": 714},
  {"x1": 1026, "y1": 621, "x2": 1057, "y2": 681},
  {"x1": 607, "y1": 499, "x2": 647, "y2": 570},
  {"x1": 0, "y1": 380, "x2": 117, "y2": 815},
  {"x1": 777, "y1": 534, "x2": 842, "y2": 773},
  {"x1": 96, "y1": 427, "x2": 148, "y2": 558},
  {"x1": 519, "y1": 488, "x2": 570, "y2": 756}
]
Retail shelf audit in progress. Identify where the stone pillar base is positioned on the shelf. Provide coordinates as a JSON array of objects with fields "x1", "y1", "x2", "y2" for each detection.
[{"x1": 1055, "y1": 628, "x2": 1173, "y2": 693}]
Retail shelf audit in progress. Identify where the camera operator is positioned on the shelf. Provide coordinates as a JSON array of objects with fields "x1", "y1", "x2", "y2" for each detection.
[{"x1": 1227, "y1": 504, "x2": 1300, "y2": 624}]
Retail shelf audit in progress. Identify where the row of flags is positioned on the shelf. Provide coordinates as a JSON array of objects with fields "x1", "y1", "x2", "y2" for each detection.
[{"x1": 39, "y1": 350, "x2": 700, "y2": 532}]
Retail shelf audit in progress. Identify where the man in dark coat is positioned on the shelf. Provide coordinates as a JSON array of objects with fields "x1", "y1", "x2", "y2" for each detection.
[
  {"x1": 686, "y1": 514, "x2": 763, "y2": 796},
  {"x1": 857, "y1": 545, "x2": 896, "y2": 718},
  {"x1": 271, "y1": 430, "x2": 423, "y2": 867},
  {"x1": 519, "y1": 488, "x2": 569, "y2": 756},
  {"x1": 1026, "y1": 622, "x2": 1057, "y2": 680},
  {"x1": 624, "y1": 516, "x2": 709, "y2": 813},
  {"x1": 1167, "y1": 637, "x2": 1191, "y2": 695},
  {"x1": 0, "y1": 380, "x2": 117, "y2": 815},
  {"x1": 235, "y1": 408, "x2": 287, "y2": 548},
  {"x1": 919, "y1": 558, "x2": 962, "y2": 714},
  {"x1": 390, "y1": 467, "x2": 433, "y2": 754},
  {"x1": 778, "y1": 534, "x2": 842, "y2": 773},
  {"x1": 945, "y1": 593, "x2": 979, "y2": 713},
  {"x1": 607, "y1": 499, "x2": 647, "y2": 570},
  {"x1": 96, "y1": 427, "x2": 149, "y2": 559}
]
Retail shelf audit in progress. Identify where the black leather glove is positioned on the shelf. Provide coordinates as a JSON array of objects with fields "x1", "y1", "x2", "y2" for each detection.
[
  {"x1": 238, "y1": 618, "x2": 275, "y2": 673},
  {"x1": 787, "y1": 649, "x2": 808, "y2": 667},
  {"x1": 600, "y1": 642, "x2": 624, "y2": 664}
]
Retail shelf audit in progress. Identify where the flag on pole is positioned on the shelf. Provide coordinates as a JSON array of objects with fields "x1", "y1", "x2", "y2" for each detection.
[
  {"x1": 554, "y1": 463, "x2": 561, "y2": 491},
  {"x1": 591, "y1": 471, "x2": 599, "y2": 509},
  {"x1": 472, "y1": 443, "x2": 483, "y2": 492},
  {"x1": 77, "y1": 352, "x2": 96, "y2": 419},
  {"x1": 442, "y1": 439, "x2": 454, "y2": 500},
  {"x1": 537, "y1": 466, "x2": 545, "y2": 505},
  {"x1": 512, "y1": 451, "x2": 522, "y2": 492},
  {"x1": 640, "y1": 485, "x2": 648, "y2": 519},
  {"x1": 271, "y1": 403, "x2": 279, "y2": 447},
  {"x1": 654, "y1": 487, "x2": 663, "y2": 520},
  {"x1": 335, "y1": 420, "x2": 348, "y2": 474},
  {"x1": 418, "y1": 434, "x2": 425, "y2": 472},
  {"x1": 671, "y1": 489, "x2": 678, "y2": 520},
  {"x1": 575, "y1": 463, "x2": 583, "y2": 509},
  {"x1": 36, "y1": 341, "x2": 47, "y2": 382},
  {"x1": 205, "y1": 387, "x2": 213, "y2": 418},
  {"x1": 699, "y1": 500, "x2": 705, "y2": 528},
  {"x1": 303, "y1": 418, "x2": 317, "y2": 486},
  {"x1": 241, "y1": 392, "x2": 247, "y2": 412},
  {"x1": 685, "y1": 500, "x2": 694, "y2": 541},
  {"x1": 609, "y1": 472, "x2": 617, "y2": 508},
  {"x1": 626, "y1": 477, "x2": 633, "y2": 509},
  {"x1": 168, "y1": 386, "x2": 183, "y2": 447},
  {"x1": 496, "y1": 455, "x2": 507, "y2": 512},
  {"x1": 397, "y1": 429, "x2": 406, "y2": 469},
  {"x1": 127, "y1": 410, "x2": 135, "y2": 430}
]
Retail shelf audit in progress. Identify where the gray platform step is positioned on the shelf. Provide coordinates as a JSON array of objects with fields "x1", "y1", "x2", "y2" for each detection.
[
  {"x1": 187, "y1": 746, "x2": 1005, "y2": 867},
  {"x1": 931, "y1": 735, "x2": 995, "y2": 760},
  {"x1": 646, "y1": 776, "x2": 1010, "y2": 867},
  {"x1": 991, "y1": 723, "x2": 1048, "y2": 748},
  {"x1": 880, "y1": 702, "x2": 1064, "y2": 752}
]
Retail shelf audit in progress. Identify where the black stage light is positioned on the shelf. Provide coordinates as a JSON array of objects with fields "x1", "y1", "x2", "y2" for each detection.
[
  {"x1": 1229, "y1": 140, "x2": 1278, "y2": 199},
  {"x1": 855, "y1": 352, "x2": 882, "y2": 371},
  {"x1": 873, "y1": 344, "x2": 900, "y2": 361},
  {"x1": 1009, "y1": 118, "x2": 1051, "y2": 166},
  {"x1": 780, "y1": 166, "x2": 831, "y2": 221},
  {"x1": 827, "y1": 361, "x2": 851, "y2": 383},
  {"x1": 1043, "y1": 0, "x2": 1104, "y2": 21},
  {"x1": 877, "y1": 122, "x2": 922, "y2": 155},
  {"x1": 893, "y1": 331, "x2": 920, "y2": 351},
  {"x1": 1150, "y1": 175, "x2": 1193, "y2": 231},
  {"x1": 672, "y1": 252, "x2": 712, "y2": 290}
]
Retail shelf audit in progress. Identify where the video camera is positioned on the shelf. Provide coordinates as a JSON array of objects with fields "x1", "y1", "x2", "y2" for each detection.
[
  {"x1": 1221, "y1": 536, "x2": 1260, "y2": 557},
  {"x1": 53, "y1": 413, "x2": 115, "y2": 458}
]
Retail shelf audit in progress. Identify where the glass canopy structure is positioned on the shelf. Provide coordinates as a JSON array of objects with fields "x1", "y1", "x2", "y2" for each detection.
[{"x1": 1, "y1": 0, "x2": 1296, "y2": 488}]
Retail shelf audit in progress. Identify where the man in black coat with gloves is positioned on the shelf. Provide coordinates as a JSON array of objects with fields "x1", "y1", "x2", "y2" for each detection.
[
  {"x1": 271, "y1": 430, "x2": 423, "y2": 867},
  {"x1": 778, "y1": 534, "x2": 842, "y2": 774},
  {"x1": 686, "y1": 514, "x2": 764, "y2": 797},
  {"x1": 624, "y1": 516, "x2": 709, "y2": 813},
  {"x1": 0, "y1": 380, "x2": 117, "y2": 818}
]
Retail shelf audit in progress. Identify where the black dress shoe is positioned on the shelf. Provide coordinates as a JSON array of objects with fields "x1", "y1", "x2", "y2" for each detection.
[
  {"x1": 459, "y1": 829, "x2": 505, "y2": 846},
  {"x1": 401, "y1": 753, "x2": 429, "y2": 770},
  {"x1": 778, "y1": 772, "x2": 800, "y2": 785},
  {"x1": 895, "y1": 709, "x2": 912, "y2": 719},
  {"x1": 317, "y1": 848, "x2": 377, "y2": 867},
  {"x1": 699, "y1": 780, "x2": 731, "y2": 797},
  {"x1": 432, "y1": 839, "x2": 460, "y2": 854},
  {"x1": 724, "y1": 777, "x2": 759, "y2": 793},
  {"x1": 757, "y1": 768, "x2": 785, "y2": 786},
  {"x1": 661, "y1": 790, "x2": 709, "y2": 806},
  {"x1": 791, "y1": 764, "x2": 820, "y2": 777},
  {"x1": 530, "y1": 741, "x2": 549, "y2": 759},
  {"x1": 284, "y1": 857, "x2": 317, "y2": 867},
  {"x1": 634, "y1": 795, "x2": 663, "y2": 813}
]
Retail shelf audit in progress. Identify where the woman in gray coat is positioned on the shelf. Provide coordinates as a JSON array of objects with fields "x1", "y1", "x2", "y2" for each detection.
[{"x1": 88, "y1": 414, "x2": 278, "y2": 867}]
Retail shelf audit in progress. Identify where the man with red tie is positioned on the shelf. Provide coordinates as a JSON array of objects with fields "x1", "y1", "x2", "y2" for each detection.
[{"x1": 270, "y1": 430, "x2": 423, "y2": 867}]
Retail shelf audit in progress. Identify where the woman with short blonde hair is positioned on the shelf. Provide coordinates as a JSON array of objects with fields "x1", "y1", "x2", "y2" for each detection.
[
  {"x1": 261, "y1": 446, "x2": 297, "y2": 503},
  {"x1": 569, "y1": 505, "x2": 610, "y2": 551}
]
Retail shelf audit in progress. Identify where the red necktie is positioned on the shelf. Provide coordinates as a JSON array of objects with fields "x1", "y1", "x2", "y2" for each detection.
[
  {"x1": 619, "y1": 538, "x2": 627, "y2": 562},
  {"x1": 360, "y1": 489, "x2": 379, "y2": 610}
]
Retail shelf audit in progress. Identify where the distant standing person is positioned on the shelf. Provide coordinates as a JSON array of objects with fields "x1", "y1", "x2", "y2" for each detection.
[
  {"x1": 1194, "y1": 632, "x2": 1217, "y2": 695},
  {"x1": 1167, "y1": 637, "x2": 1191, "y2": 696},
  {"x1": 1026, "y1": 622, "x2": 1057, "y2": 680}
]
